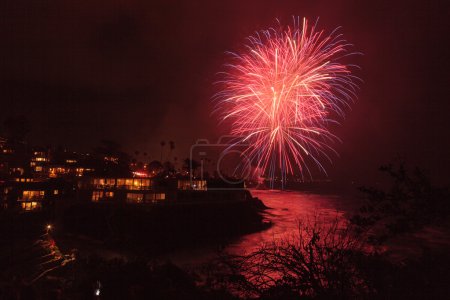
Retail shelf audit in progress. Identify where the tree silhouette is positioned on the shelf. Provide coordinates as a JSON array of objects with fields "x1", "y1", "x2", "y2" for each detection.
[
  {"x1": 162, "y1": 161, "x2": 175, "y2": 176},
  {"x1": 93, "y1": 140, "x2": 131, "y2": 176},
  {"x1": 174, "y1": 156, "x2": 178, "y2": 171},
  {"x1": 148, "y1": 160, "x2": 163, "y2": 175},
  {"x1": 206, "y1": 219, "x2": 370, "y2": 299},
  {"x1": 183, "y1": 158, "x2": 200, "y2": 176},
  {"x1": 94, "y1": 140, "x2": 121, "y2": 157},
  {"x1": 160, "y1": 140, "x2": 166, "y2": 161},
  {"x1": 168, "y1": 141, "x2": 175, "y2": 161},
  {"x1": 351, "y1": 162, "x2": 450, "y2": 244}
]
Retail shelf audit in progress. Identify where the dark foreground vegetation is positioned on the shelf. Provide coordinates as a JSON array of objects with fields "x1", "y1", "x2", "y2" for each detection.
[
  {"x1": 1, "y1": 163, "x2": 450, "y2": 299},
  {"x1": 203, "y1": 221, "x2": 450, "y2": 299},
  {"x1": 351, "y1": 163, "x2": 450, "y2": 244}
]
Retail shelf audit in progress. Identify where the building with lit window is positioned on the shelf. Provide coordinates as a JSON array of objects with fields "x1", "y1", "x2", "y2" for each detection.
[
  {"x1": 77, "y1": 175, "x2": 250, "y2": 205},
  {"x1": 177, "y1": 179, "x2": 207, "y2": 191},
  {"x1": 30, "y1": 149, "x2": 49, "y2": 174},
  {"x1": 47, "y1": 164, "x2": 95, "y2": 178},
  {"x1": 78, "y1": 177, "x2": 168, "y2": 204},
  {"x1": 0, "y1": 178, "x2": 69, "y2": 212}
]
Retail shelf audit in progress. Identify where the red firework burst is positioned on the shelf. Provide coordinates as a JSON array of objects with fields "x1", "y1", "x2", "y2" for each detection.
[{"x1": 214, "y1": 17, "x2": 360, "y2": 184}]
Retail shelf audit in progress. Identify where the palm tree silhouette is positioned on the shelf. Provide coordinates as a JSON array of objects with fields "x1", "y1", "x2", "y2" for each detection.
[
  {"x1": 160, "y1": 140, "x2": 166, "y2": 162},
  {"x1": 174, "y1": 156, "x2": 178, "y2": 171},
  {"x1": 168, "y1": 141, "x2": 175, "y2": 161}
]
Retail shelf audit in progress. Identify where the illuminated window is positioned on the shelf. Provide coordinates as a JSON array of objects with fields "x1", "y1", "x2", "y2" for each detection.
[
  {"x1": 92, "y1": 191, "x2": 103, "y2": 201},
  {"x1": 49, "y1": 168, "x2": 57, "y2": 178},
  {"x1": 178, "y1": 180, "x2": 207, "y2": 191},
  {"x1": 35, "y1": 166, "x2": 43, "y2": 172},
  {"x1": 22, "y1": 190, "x2": 45, "y2": 200},
  {"x1": 145, "y1": 193, "x2": 166, "y2": 202},
  {"x1": 131, "y1": 179, "x2": 141, "y2": 190},
  {"x1": 21, "y1": 202, "x2": 41, "y2": 211},
  {"x1": 126, "y1": 193, "x2": 144, "y2": 203},
  {"x1": 105, "y1": 179, "x2": 115, "y2": 186},
  {"x1": 91, "y1": 178, "x2": 152, "y2": 190},
  {"x1": 55, "y1": 167, "x2": 67, "y2": 173},
  {"x1": 117, "y1": 179, "x2": 126, "y2": 187},
  {"x1": 142, "y1": 179, "x2": 151, "y2": 188},
  {"x1": 105, "y1": 191, "x2": 114, "y2": 198},
  {"x1": 129, "y1": 178, "x2": 152, "y2": 190},
  {"x1": 11, "y1": 168, "x2": 24, "y2": 175},
  {"x1": 178, "y1": 180, "x2": 190, "y2": 190},
  {"x1": 193, "y1": 180, "x2": 207, "y2": 190},
  {"x1": 93, "y1": 178, "x2": 105, "y2": 187},
  {"x1": 54, "y1": 190, "x2": 59, "y2": 195}
]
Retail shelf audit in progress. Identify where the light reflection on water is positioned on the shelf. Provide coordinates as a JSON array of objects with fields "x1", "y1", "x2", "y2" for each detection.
[
  {"x1": 225, "y1": 189, "x2": 353, "y2": 255},
  {"x1": 227, "y1": 190, "x2": 450, "y2": 262},
  {"x1": 164, "y1": 189, "x2": 450, "y2": 267},
  {"x1": 167, "y1": 189, "x2": 359, "y2": 267}
]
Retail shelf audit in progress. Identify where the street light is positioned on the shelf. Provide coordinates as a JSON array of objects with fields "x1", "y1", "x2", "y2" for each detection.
[
  {"x1": 94, "y1": 280, "x2": 102, "y2": 297},
  {"x1": 46, "y1": 224, "x2": 52, "y2": 234}
]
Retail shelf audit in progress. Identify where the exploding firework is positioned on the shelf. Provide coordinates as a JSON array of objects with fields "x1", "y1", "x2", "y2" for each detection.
[{"x1": 214, "y1": 17, "x2": 360, "y2": 186}]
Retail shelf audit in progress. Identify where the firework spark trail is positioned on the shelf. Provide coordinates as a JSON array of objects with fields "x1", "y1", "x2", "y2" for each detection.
[{"x1": 214, "y1": 17, "x2": 360, "y2": 186}]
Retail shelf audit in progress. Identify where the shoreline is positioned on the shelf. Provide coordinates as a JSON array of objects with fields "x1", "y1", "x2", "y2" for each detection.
[{"x1": 56, "y1": 192, "x2": 270, "y2": 262}]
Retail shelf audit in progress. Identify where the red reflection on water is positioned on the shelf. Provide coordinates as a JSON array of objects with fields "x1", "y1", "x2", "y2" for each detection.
[{"x1": 225, "y1": 189, "x2": 355, "y2": 255}]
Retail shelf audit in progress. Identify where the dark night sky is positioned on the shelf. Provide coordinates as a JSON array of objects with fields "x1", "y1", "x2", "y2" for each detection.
[{"x1": 0, "y1": 0, "x2": 449, "y2": 184}]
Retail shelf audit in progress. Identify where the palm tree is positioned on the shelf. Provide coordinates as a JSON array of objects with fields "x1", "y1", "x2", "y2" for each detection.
[
  {"x1": 183, "y1": 158, "x2": 200, "y2": 177},
  {"x1": 160, "y1": 140, "x2": 166, "y2": 162},
  {"x1": 148, "y1": 160, "x2": 163, "y2": 175},
  {"x1": 143, "y1": 152, "x2": 148, "y2": 163},
  {"x1": 168, "y1": 140, "x2": 175, "y2": 161},
  {"x1": 174, "y1": 156, "x2": 178, "y2": 171}
]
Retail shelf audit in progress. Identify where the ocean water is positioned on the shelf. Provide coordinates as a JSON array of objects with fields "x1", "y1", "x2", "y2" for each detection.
[{"x1": 165, "y1": 189, "x2": 360, "y2": 267}]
